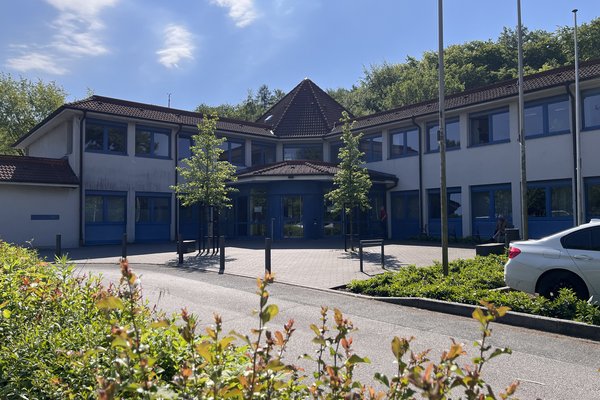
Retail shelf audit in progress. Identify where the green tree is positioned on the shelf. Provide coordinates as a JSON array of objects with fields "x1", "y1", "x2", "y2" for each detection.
[
  {"x1": 195, "y1": 84, "x2": 285, "y2": 122},
  {"x1": 325, "y1": 112, "x2": 372, "y2": 250},
  {"x1": 171, "y1": 114, "x2": 238, "y2": 238},
  {"x1": 0, "y1": 74, "x2": 66, "y2": 155}
]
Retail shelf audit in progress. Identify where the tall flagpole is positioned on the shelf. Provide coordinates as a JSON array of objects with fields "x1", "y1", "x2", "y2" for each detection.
[
  {"x1": 517, "y1": 0, "x2": 528, "y2": 240},
  {"x1": 438, "y1": 0, "x2": 448, "y2": 275},
  {"x1": 573, "y1": 9, "x2": 583, "y2": 225}
]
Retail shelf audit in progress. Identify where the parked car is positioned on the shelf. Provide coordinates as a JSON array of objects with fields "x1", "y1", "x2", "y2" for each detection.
[{"x1": 504, "y1": 219, "x2": 600, "y2": 302}]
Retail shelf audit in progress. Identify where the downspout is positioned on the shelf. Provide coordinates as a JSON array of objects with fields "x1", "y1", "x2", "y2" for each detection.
[
  {"x1": 174, "y1": 124, "x2": 182, "y2": 239},
  {"x1": 411, "y1": 116, "x2": 424, "y2": 235},
  {"x1": 567, "y1": 83, "x2": 579, "y2": 226},
  {"x1": 79, "y1": 110, "x2": 87, "y2": 246}
]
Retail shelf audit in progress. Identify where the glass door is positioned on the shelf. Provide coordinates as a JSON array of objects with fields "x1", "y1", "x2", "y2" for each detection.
[{"x1": 283, "y1": 195, "x2": 303, "y2": 238}]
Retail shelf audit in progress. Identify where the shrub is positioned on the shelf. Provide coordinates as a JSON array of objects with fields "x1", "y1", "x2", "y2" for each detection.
[
  {"x1": 347, "y1": 255, "x2": 600, "y2": 325},
  {"x1": 0, "y1": 242, "x2": 519, "y2": 398}
]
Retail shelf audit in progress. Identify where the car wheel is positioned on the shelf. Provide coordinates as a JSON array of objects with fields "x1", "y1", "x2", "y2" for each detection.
[{"x1": 537, "y1": 271, "x2": 589, "y2": 300}]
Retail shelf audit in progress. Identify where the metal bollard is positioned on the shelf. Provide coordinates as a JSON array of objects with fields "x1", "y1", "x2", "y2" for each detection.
[
  {"x1": 121, "y1": 233, "x2": 127, "y2": 260},
  {"x1": 55, "y1": 234, "x2": 62, "y2": 258},
  {"x1": 265, "y1": 237, "x2": 272, "y2": 274},
  {"x1": 178, "y1": 234, "x2": 183, "y2": 265},
  {"x1": 219, "y1": 236, "x2": 225, "y2": 270},
  {"x1": 359, "y1": 242, "x2": 363, "y2": 273},
  {"x1": 381, "y1": 240, "x2": 384, "y2": 268}
]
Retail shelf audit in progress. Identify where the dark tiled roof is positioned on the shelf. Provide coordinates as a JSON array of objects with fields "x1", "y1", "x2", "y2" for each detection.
[
  {"x1": 0, "y1": 155, "x2": 79, "y2": 186},
  {"x1": 66, "y1": 96, "x2": 274, "y2": 137},
  {"x1": 256, "y1": 79, "x2": 351, "y2": 137},
  {"x1": 338, "y1": 59, "x2": 600, "y2": 133},
  {"x1": 235, "y1": 160, "x2": 398, "y2": 184}
]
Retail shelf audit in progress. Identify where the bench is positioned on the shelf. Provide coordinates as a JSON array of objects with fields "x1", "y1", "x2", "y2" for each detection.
[{"x1": 475, "y1": 243, "x2": 505, "y2": 256}]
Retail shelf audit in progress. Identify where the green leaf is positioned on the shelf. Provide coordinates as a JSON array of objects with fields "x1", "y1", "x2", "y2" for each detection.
[
  {"x1": 2, "y1": 309, "x2": 11, "y2": 319},
  {"x1": 150, "y1": 319, "x2": 170, "y2": 329},
  {"x1": 346, "y1": 354, "x2": 370, "y2": 365},
  {"x1": 260, "y1": 304, "x2": 279, "y2": 324},
  {"x1": 96, "y1": 296, "x2": 124, "y2": 310}
]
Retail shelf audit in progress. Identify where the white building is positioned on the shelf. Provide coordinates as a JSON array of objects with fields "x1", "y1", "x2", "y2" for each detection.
[{"x1": 1, "y1": 60, "x2": 600, "y2": 247}]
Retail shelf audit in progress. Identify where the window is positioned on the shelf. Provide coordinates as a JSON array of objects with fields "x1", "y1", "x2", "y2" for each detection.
[
  {"x1": 428, "y1": 188, "x2": 462, "y2": 219},
  {"x1": 85, "y1": 192, "x2": 126, "y2": 223},
  {"x1": 469, "y1": 108, "x2": 510, "y2": 146},
  {"x1": 251, "y1": 141, "x2": 276, "y2": 166},
  {"x1": 525, "y1": 97, "x2": 570, "y2": 138},
  {"x1": 585, "y1": 178, "x2": 600, "y2": 220},
  {"x1": 219, "y1": 138, "x2": 245, "y2": 166},
  {"x1": 583, "y1": 90, "x2": 600, "y2": 130},
  {"x1": 177, "y1": 135, "x2": 192, "y2": 160},
  {"x1": 427, "y1": 118, "x2": 459, "y2": 152},
  {"x1": 329, "y1": 141, "x2": 343, "y2": 163},
  {"x1": 359, "y1": 134, "x2": 382, "y2": 162},
  {"x1": 85, "y1": 120, "x2": 127, "y2": 154},
  {"x1": 135, "y1": 194, "x2": 170, "y2": 223},
  {"x1": 527, "y1": 181, "x2": 573, "y2": 218},
  {"x1": 390, "y1": 128, "x2": 419, "y2": 158},
  {"x1": 283, "y1": 144, "x2": 323, "y2": 161},
  {"x1": 561, "y1": 227, "x2": 600, "y2": 251},
  {"x1": 471, "y1": 184, "x2": 512, "y2": 239},
  {"x1": 136, "y1": 126, "x2": 170, "y2": 158}
]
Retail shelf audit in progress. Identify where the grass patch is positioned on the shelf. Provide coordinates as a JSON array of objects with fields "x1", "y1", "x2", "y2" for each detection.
[{"x1": 347, "y1": 255, "x2": 600, "y2": 325}]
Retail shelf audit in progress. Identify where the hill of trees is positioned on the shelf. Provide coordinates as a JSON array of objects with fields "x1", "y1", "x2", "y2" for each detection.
[{"x1": 199, "y1": 17, "x2": 600, "y2": 119}]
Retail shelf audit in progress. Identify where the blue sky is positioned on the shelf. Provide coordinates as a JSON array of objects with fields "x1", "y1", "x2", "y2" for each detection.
[{"x1": 1, "y1": 0, "x2": 597, "y2": 111}]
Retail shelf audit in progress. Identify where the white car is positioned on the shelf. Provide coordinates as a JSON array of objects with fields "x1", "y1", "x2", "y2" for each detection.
[{"x1": 504, "y1": 219, "x2": 600, "y2": 302}]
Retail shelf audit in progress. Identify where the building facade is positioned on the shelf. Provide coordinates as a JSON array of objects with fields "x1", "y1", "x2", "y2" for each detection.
[{"x1": 2, "y1": 60, "x2": 600, "y2": 247}]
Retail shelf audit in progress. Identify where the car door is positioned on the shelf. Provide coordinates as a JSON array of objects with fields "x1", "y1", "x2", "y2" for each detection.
[{"x1": 561, "y1": 226, "x2": 600, "y2": 295}]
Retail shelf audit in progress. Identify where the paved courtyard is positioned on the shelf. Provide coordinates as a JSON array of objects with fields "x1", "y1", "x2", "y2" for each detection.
[{"x1": 40, "y1": 240, "x2": 476, "y2": 289}]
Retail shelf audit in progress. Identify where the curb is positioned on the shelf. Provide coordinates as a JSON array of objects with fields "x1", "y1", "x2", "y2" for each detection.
[{"x1": 343, "y1": 293, "x2": 600, "y2": 342}]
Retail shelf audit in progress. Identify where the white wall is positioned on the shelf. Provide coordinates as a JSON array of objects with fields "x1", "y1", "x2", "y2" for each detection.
[{"x1": 0, "y1": 184, "x2": 79, "y2": 248}]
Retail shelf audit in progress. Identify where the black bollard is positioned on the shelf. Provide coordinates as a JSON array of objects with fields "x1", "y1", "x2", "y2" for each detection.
[
  {"x1": 265, "y1": 237, "x2": 272, "y2": 274},
  {"x1": 121, "y1": 233, "x2": 127, "y2": 260},
  {"x1": 178, "y1": 234, "x2": 183, "y2": 265},
  {"x1": 55, "y1": 234, "x2": 62, "y2": 258},
  {"x1": 219, "y1": 236, "x2": 225, "y2": 272}
]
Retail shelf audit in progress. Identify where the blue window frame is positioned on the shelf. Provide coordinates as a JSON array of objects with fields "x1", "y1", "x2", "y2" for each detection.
[
  {"x1": 525, "y1": 96, "x2": 570, "y2": 138},
  {"x1": 582, "y1": 89, "x2": 600, "y2": 131},
  {"x1": 471, "y1": 184, "x2": 512, "y2": 239},
  {"x1": 85, "y1": 191, "x2": 127, "y2": 224},
  {"x1": 177, "y1": 134, "x2": 193, "y2": 160},
  {"x1": 329, "y1": 141, "x2": 343, "y2": 163},
  {"x1": 390, "y1": 128, "x2": 419, "y2": 158},
  {"x1": 136, "y1": 125, "x2": 170, "y2": 158},
  {"x1": 283, "y1": 143, "x2": 323, "y2": 161},
  {"x1": 426, "y1": 118, "x2": 459, "y2": 152},
  {"x1": 85, "y1": 119, "x2": 127, "y2": 154},
  {"x1": 359, "y1": 133, "x2": 382, "y2": 162},
  {"x1": 427, "y1": 187, "x2": 462, "y2": 237},
  {"x1": 135, "y1": 193, "x2": 171, "y2": 224},
  {"x1": 469, "y1": 108, "x2": 510, "y2": 146},
  {"x1": 585, "y1": 177, "x2": 600, "y2": 221},
  {"x1": 219, "y1": 137, "x2": 245, "y2": 166},
  {"x1": 527, "y1": 180, "x2": 573, "y2": 238},
  {"x1": 251, "y1": 141, "x2": 276, "y2": 166}
]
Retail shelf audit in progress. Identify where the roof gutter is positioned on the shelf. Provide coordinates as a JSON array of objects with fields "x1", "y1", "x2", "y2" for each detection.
[
  {"x1": 174, "y1": 124, "x2": 182, "y2": 238},
  {"x1": 411, "y1": 116, "x2": 424, "y2": 235},
  {"x1": 79, "y1": 110, "x2": 86, "y2": 246}
]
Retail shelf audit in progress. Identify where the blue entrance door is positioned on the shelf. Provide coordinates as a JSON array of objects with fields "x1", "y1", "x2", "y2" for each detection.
[
  {"x1": 135, "y1": 193, "x2": 171, "y2": 242},
  {"x1": 85, "y1": 191, "x2": 126, "y2": 245},
  {"x1": 282, "y1": 195, "x2": 303, "y2": 238},
  {"x1": 391, "y1": 191, "x2": 420, "y2": 240}
]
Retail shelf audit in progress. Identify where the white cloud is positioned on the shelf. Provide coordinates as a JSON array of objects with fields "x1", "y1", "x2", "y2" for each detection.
[
  {"x1": 210, "y1": 0, "x2": 258, "y2": 28},
  {"x1": 5, "y1": 52, "x2": 68, "y2": 75},
  {"x1": 156, "y1": 25, "x2": 195, "y2": 68},
  {"x1": 5, "y1": 0, "x2": 117, "y2": 74}
]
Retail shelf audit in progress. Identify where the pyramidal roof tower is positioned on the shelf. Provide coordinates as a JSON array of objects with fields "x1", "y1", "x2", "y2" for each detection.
[{"x1": 256, "y1": 78, "x2": 352, "y2": 137}]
